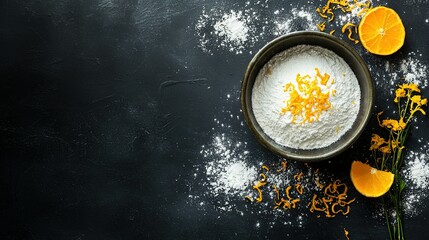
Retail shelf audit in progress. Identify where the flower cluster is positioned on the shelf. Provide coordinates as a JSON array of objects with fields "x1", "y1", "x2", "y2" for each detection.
[
  {"x1": 394, "y1": 83, "x2": 427, "y2": 116},
  {"x1": 370, "y1": 133, "x2": 391, "y2": 154},
  {"x1": 371, "y1": 83, "x2": 427, "y2": 158},
  {"x1": 367, "y1": 83, "x2": 427, "y2": 240}
]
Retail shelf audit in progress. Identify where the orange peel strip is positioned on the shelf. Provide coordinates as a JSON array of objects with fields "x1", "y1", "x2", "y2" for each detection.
[
  {"x1": 295, "y1": 183, "x2": 304, "y2": 195},
  {"x1": 244, "y1": 196, "x2": 253, "y2": 202},
  {"x1": 285, "y1": 186, "x2": 293, "y2": 200}
]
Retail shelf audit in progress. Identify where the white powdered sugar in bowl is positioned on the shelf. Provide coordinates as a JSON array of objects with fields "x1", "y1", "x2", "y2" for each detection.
[{"x1": 251, "y1": 45, "x2": 361, "y2": 150}]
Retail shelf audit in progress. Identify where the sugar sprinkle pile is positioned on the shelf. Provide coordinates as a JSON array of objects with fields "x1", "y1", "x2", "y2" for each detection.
[
  {"x1": 200, "y1": 134, "x2": 256, "y2": 211},
  {"x1": 188, "y1": 111, "x2": 257, "y2": 213},
  {"x1": 401, "y1": 142, "x2": 429, "y2": 217},
  {"x1": 213, "y1": 11, "x2": 250, "y2": 52},
  {"x1": 195, "y1": 6, "x2": 262, "y2": 55}
]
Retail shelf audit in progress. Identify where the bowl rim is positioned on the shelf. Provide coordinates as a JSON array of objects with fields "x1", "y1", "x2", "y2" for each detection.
[{"x1": 240, "y1": 31, "x2": 375, "y2": 162}]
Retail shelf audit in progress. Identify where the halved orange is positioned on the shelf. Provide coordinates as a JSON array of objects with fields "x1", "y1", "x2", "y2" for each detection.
[
  {"x1": 350, "y1": 161, "x2": 394, "y2": 197},
  {"x1": 358, "y1": 6, "x2": 406, "y2": 55}
]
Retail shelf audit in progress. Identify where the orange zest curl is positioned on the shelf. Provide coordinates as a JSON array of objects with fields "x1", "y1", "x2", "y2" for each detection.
[
  {"x1": 281, "y1": 68, "x2": 334, "y2": 124},
  {"x1": 317, "y1": 21, "x2": 327, "y2": 31},
  {"x1": 260, "y1": 173, "x2": 267, "y2": 182},
  {"x1": 244, "y1": 196, "x2": 253, "y2": 202},
  {"x1": 285, "y1": 186, "x2": 293, "y2": 200},
  {"x1": 251, "y1": 173, "x2": 268, "y2": 203},
  {"x1": 254, "y1": 186, "x2": 264, "y2": 202},
  {"x1": 291, "y1": 198, "x2": 300, "y2": 208},
  {"x1": 341, "y1": 23, "x2": 359, "y2": 44},
  {"x1": 344, "y1": 228, "x2": 350, "y2": 240},
  {"x1": 273, "y1": 184, "x2": 301, "y2": 210},
  {"x1": 262, "y1": 165, "x2": 270, "y2": 172},
  {"x1": 295, "y1": 183, "x2": 304, "y2": 195},
  {"x1": 308, "y1": 179, "x2": 355, "y2": 218},
  {"x1": 316, "y1": 0, "x2": 372, "y2": 43},
  {"x1": 273, "y1": 184, "x2": 280, "y2": 204},
  {"x1": 246, "y1": 163, "x2": 354, "y2": 219},
  {"x1": 293, "y1": 172, "x2": 304, "y2": 182},
  {"x1": 316, "y1": 178, "x2": 324, "y2": 189},
  {"x1": 277, "y1": 161, "x2": 288, "y2": 173}
]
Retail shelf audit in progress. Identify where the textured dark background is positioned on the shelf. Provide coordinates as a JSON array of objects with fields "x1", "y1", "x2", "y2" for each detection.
[{"x1": 1, "y1": 0, "x2": 429, "y2": 239}]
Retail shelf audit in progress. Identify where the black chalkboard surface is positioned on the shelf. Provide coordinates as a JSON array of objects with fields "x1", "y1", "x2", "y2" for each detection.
[{"x1": 2, "y1": 0, "x2": 429, "y2": 239}]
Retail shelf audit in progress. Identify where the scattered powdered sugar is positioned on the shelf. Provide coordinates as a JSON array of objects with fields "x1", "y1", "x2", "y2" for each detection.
[
  {"x1": 195, "y1": 2, "x2": 319, "y2": 54},
  {"x1": 400, "y1": 55, "x2": 428, "y2": 87},
  {"x1": 194, "y1": 1, "x2": 374, "y2": 54},
  {"x1": 272, "y1": 7, "x2": 317, "y2": 36},
  {"x1": 375, "y1": 51, "x2": 429, "y2": 91},
  {"x1": 401, "y1": 145, "x2": 429, "y2": 217}
]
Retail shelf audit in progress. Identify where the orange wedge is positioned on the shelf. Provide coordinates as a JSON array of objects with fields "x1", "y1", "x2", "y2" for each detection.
[
  {"x1": 350, "y1": 161, "x2": 394, "y2": 197},
  {"x1": 358, "y1": 6, "x2": 405, "y2": 55}
]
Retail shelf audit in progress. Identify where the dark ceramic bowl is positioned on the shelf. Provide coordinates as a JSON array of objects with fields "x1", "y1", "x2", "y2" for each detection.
[{"x1": 241, "y1": 31, "x2": 375, "y2": 162}]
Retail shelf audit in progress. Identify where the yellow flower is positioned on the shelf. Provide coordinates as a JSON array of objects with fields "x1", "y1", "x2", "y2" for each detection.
[
  {"x1": 381, "y1": 119, "x2": 404, "y2": 131},
  {"x1": 394, "y1": 88, "x2": 406, "y2": 103},
  {"x1": 409, "y1": 95, "x2": 428, "y2": 116},
  {"x1": 411, "y1": 95, "x2": 422, "y2": 104},
  {"x1": 370, "y1": 134, "x2": 386, "y2": 151},
  {"x1": 379, "y1": 145, "x2": 391, "y2": 154},
  {"x1": 370, "y1": 133, "x2": 392, "y2": 154},
  {"x1": 400, "y1": 83, "x2": 421, "y2": 93},
  {"x1": 391, "y1": 140, "x2": 405, "y2": 150}
]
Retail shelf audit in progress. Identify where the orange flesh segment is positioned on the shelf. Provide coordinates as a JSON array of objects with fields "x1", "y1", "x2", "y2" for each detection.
[{"x1": 350, "y1": 161, "x2": 394, "y2": 197}]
